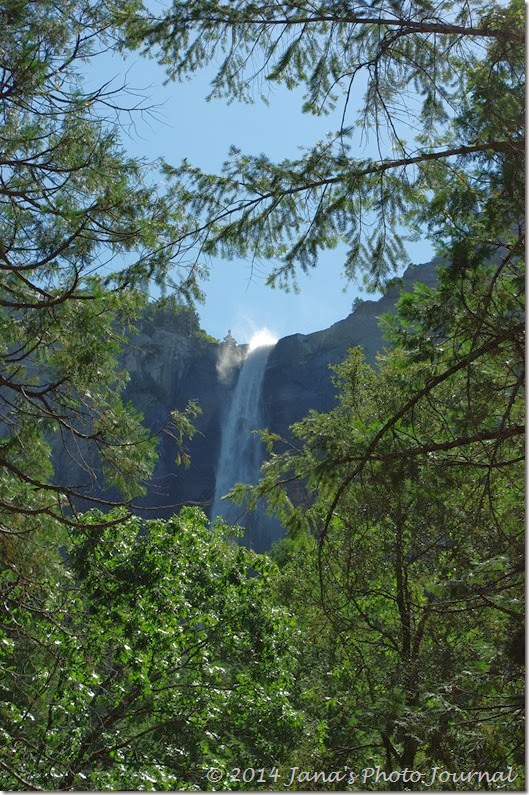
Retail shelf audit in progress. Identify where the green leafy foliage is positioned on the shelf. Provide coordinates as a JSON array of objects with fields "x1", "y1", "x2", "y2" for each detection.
[{"x1": 0, "y1": 508, "x2": 303, "y2": 790}]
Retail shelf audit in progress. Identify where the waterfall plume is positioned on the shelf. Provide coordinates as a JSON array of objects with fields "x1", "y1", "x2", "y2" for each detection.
[{"x1": 211, "y1": 330, "x2": 278, "y2": 550}]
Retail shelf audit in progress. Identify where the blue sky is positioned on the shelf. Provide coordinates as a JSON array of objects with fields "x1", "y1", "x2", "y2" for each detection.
[{"x1": 86, "y1": 46, "x2": 434, "y2": 344}]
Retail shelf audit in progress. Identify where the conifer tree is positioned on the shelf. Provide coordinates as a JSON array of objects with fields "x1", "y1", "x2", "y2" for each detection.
[{"x1": 0, "y1": 0, "x2": 199, "y2": 534}]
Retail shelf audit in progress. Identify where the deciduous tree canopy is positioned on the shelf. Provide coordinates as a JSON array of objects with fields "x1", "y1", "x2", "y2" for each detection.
[{"x1": 0, "y1": 509, "x2": 304, "y2": 789}]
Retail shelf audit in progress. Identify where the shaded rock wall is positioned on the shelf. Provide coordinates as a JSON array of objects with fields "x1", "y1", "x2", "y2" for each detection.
[
  {"x1": 262, "y1": 261, "x2": 439, "y2": 440},
  {"x1": 123, "y1": 335, "x2": 246, "y2": 517}
]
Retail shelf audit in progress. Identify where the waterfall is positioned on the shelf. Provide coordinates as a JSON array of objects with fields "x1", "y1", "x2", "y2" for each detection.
[{"x1": 211, "y1": 338, "x2": 280, "y2": 551}]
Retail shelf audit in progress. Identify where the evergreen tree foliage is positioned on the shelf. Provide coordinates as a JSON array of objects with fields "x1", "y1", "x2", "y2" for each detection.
[
  {"x1": 121, "y1": 0, "x2": 524, "y2": 289},
  {"x1": 0, "y1": 0, "x2": 524, "y2": 788},
  {"x1": 0, "y1": 0, "x2": 201, "y2": 532},
  {"x1": 236, "y1": 194, "x2": 524, "y2": 780}
]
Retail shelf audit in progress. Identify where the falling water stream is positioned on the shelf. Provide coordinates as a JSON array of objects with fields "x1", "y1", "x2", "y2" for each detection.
[{"x1": 211, "y1": 334, "x2": 279, "y2": 551}]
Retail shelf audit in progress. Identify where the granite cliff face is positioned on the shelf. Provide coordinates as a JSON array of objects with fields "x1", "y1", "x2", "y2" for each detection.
[
  {"x1": 54, "y1": 260, "x2": 439, "y2": 538},
  {"x1": 261, "y1": 261, "x2": 439, "y2": 441},
  {"x1": 121, "y1": 330, "x2": 246, "y2": 517}
]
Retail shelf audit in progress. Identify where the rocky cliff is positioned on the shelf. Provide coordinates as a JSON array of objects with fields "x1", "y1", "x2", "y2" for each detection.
[
  {"x1": 120, "y1": 331, "x2": 246, "y2": 517},
  {"x1": 54, "y1": 259, "x2": 439, "y2": 535},
  {"x1": 262, "y1": 260, "x2": 439, "y2": 440}
]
